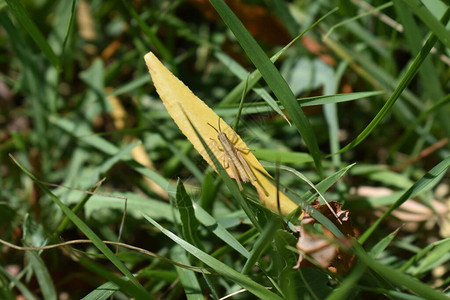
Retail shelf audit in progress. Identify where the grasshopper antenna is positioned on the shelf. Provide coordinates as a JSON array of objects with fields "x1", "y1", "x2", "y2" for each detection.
[
  {"x1": 218, "y1": 118, "x2": 221, "y2": 132},
  {"x1": 207, "y1": 122, "x2": 219, "y2": 133}
]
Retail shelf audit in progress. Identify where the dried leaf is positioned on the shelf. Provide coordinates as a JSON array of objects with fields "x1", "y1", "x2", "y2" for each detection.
[
  {"x1": 144, "y1": 52, "x2": 300, "y2": 216},
  {"x1": 294, "y1": 201, "x2": 357, "y2": 274}
]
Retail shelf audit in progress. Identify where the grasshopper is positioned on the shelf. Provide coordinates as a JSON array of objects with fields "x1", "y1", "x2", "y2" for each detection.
[{"x1": 208, "y1": 119, "x2": 256, "y2": 190}]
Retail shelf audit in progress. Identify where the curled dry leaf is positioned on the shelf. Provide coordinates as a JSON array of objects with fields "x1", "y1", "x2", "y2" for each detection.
[
  {"x1": 144, "y1": 52, "x2": 300, "y2": 217},
  {"x1": 353, "y1": 186, "x2": 449, "y2": 234},
  {"x1": 294, "y1": 201, "x2": 357, "y2": 275}
]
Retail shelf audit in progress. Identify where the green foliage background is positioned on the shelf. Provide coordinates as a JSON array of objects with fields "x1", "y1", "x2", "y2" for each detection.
[{"x1": 0, "y1": 0, "x2": 449, "y2": 299}]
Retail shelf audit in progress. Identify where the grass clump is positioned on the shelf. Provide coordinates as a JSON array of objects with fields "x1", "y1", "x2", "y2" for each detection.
[{"x1": 0, "y1": 0, "x2": 449, "y2": 299}]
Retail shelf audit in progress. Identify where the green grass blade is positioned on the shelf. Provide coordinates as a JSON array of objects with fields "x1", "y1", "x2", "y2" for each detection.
[
  {"x1": 194, "y1": 205, "x2": 250, "y2": 258},
  {"x1": 155, "y1": 127, "x2": 204, "y2": 181},
  {"x1": 400, "y1": 0, "x2": 450, "y2": 49},
  {"x1": 143, "y1": 215, "x2": 284, "y2": 300},
  {"x1": 26, "y1": 250, "x2": 57, "y2": 300},
  {"x1": 253, "y1": 148, "x2": 313, "y2": 165},
  {"x1": 271, "y1": 188, "x2": 344, "y2": 239},
  {"x1": 400, "y1": 238, "x2": 450, "y2": 272},
  {"x1": 119, "y1": 0, "x2": 172, "y2": 64},
  {"x1": 215, "y1": 51, "x2": 289, "y2": 123},
  {"x1": 0, "y1": 266, "x2": 36, "y2": 300},
  {"x1": 265, "y1": 0, "x2": 299, "y2": 36},
  {"x1": 273, "y1": 230, "x2": 299, "y2": 299},
  {"x1": 210, "y1": 0, "x2": 327, "y2": 175},
  {"x1": 216, "y1": 91, "x2": 383, "y2": 117},
  {"x1": 59, "y1": 0, "x2": 76, "y2": 59},
  {"x1": 175, "y1": 179, "x2": 203, "y2": 250},
  {"x1": 325, "y1": 2, "x2": 393, "y2": 39},
  {"x1": 218, "y1": 7, "x2": 338, "y2": 107},
  {"x1": 79, "y1": 257, "x2": 152, "y2": 300},
  {"x1": 352, "y1": 242, "x2": 448, "y2": 300},
  {"x1": 332, "y1": 7, "x2": 450, "y2": 155},
  {"x1": 9, "y1": 155, "x2": 150, "y2": 295},
  {"x1": 106, "y1": 75, "x2": 151, "y2": 97},
  {"x1": 5, "y1": 0, "x2": 60, "y2": 69},
  {"x1": 86, "y1": 192, "x2": 172, "y2": 221},
  {"x1": 391, "y1": 94, "x2": 450, "y2": 155},
  {"x1": 394, "y1": 0, "x2": 450, "y2": 137},
  {"x1": 359, "y1": 156, "x2": 450, "y2": 244},
  {"x1": 51, "y1": 117, "x2": 174, "y2": 194},
  {"x1": 81, "y1": 281, "x2": 119, "y2": 300},
  {"x1": 368, "y1": 229, "x2": 400, "y2": 258},
  {"x1": 170, "y1": 246, "x2": 203, "y2": 300},
  {"x1": 263, "y1": 162, "x2": 346, "y2": 237},
  {"x1": 326, "y1": 263, "x2": 366, "y2": 300},
  {"x1": 242, "y1": 217, "x2": 279, "y2": 274},
  {"x1": 300, "y1": 163, "x2": 356, "y2": 203},
  {"x1": 56, "y1": 141, "x2": 141, "y2": 235},
  {"x1": 297, "y1": 91, "x2": 384, "y2": 106},
  {"x1": 414, "y1": 239, "x2": 450, "y2": 275}
]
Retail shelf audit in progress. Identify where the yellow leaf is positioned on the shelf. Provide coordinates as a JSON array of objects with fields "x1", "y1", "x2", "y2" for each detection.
[{"x1": 144, "y1": 52, "x2": 301, "y2": 217}]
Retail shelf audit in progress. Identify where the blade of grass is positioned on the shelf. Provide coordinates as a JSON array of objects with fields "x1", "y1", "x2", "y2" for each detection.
[
  {"x1": 368, "y1": 228, "x2": 400, "y2": 258},
  {"x1": 0, "y1": 265, "x2": 36, "y2": 300},
  {"x1": 9, "y1": 155, "x2": 150, "y2": 295},
  {"x1": 26, "y1": 250, "x2": 57, "y2": 300},
  {"x1": 273, "y1": 230, "x2": 299, "y2": 299},
  {"x1": 218, "y1": 7, "x2": 338, "y2": 107},
  {"x1": 216, "y1": 91, "x2": 384, "y2": 117},
  {"x1": 215, "y1": 51, "x2": 289, "y2": 124},
  {"x1": 5, "y1": 0, "x2": 60, "y2": 70},
  {"x1": 154, "y1": 126, "x2": 204, "y2": 182},
  {"x1": 263, "y1": 162, "x2": 344, "y2": 228},
  {"x1": 253, "y1": 148, "x2": 313, "y2": 165},
  {"x1": 200, "y1": 169, "x2": 219, "y2": 214},
  {"x1": 275, "y1": 185, "x2": 344, "y2": 239},
  {"x1": 81, "y1": 281, "x2": 119, "y2": 300},
  {"x1": 86, "y1": 192, "x2": 172, "y2": 221},
  {"x1": 170, "y1": 246, "x2": 203, "y2": 300},
  {"x1": 413, "y1": 239, "x2": 450, "y2": 275},
  {"x1": 322, "y1": 36, "x2": 423, "y2": 109},
  {"x1": 0, "y1": 266, "x2": 38, "y2": 300},
  {"x1": 264, "y1": 0, "x2": 299, "y2": 36},
  {"x1": 325, "y1": 2, "x2": 393, "y2": 39},
  {"x1": 194, "y1": 205, "x2": 250, "y2": 258},
  {"x1": 51, "y1": 117, "x2": 174, "y2": 194},
  {"x1": 400, "y1": 0, "x2": 450, "y2": 49},
  {"x1": 241, "y1": 217, "x2": 279, "y2": 274},
  {"x1": 79, "y1": 256, "x2": 152, "y2": 299},
  {"x1": 400, "y1": 238, "x2": 450, "y2": 272},
  {"x1": 352, "y1": 241, "x2": 448, "y2": 300},
  {"x1": 394, "y1": 0, "x2": 450, "y2": 137},
  {"x1": 211, "y1": 0, "x2": 337, "y2": 175},
  {"x1": 326, "y1": 263, "x2": 367, "y2": 300},
  {"x1": 175, "y1": 179, "x2": 203, "y2": 250},
  {"x1": 330, "y1": 7, "x2": 450, "y2": 155},
  {"x1": 143, "y1": 215, "x2": 284, "y2": 300},
  {"x1": 119, "y1": 0, "x2": 172, "y2": 64},
  {"x1": 56, "y1": 141, "x2": 140, "y2": 235},
  {"x1": 390, "y1": 94, "x2": 450, "y2": 156},
  {"x1": 359, "y1": 156, "x2": 450, "y2": 244},
  {"x1": 300, "y1": 163, "x2": 356, "y2": 203},
  {"x1": 59, "y1": 0, "x2": 76, "y2": 60}
]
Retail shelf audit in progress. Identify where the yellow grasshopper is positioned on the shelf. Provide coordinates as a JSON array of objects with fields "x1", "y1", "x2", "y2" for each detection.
[{"x1": 208, "y1": 119, "x2": 256, "y2": 190}]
